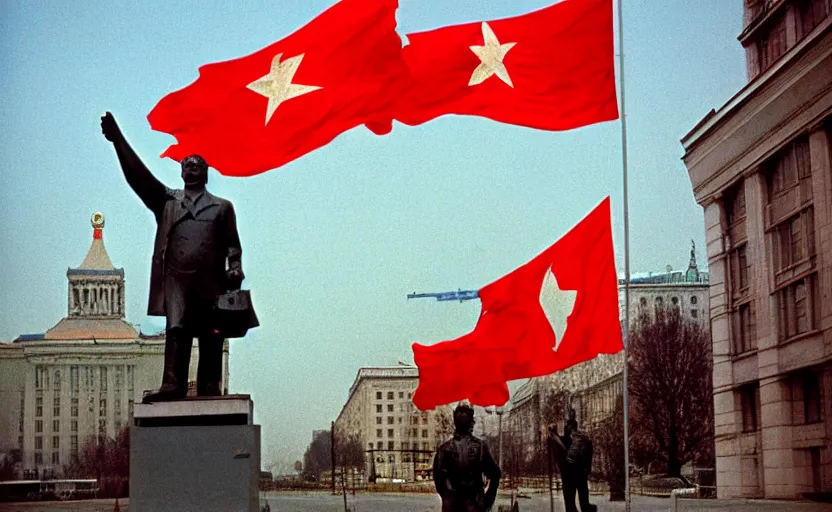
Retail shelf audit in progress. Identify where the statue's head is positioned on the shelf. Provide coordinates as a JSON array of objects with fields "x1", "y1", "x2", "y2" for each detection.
[
  {"x1": 453, "y1": 404, "x2": 475, "y2": 435},
  {"x1": 181, "y1": 154, "x2": 208, "y2": 189}
]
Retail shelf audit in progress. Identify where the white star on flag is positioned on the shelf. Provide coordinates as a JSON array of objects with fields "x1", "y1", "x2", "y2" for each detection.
[
  {"x1": 468, "y1": 22, "x2": 517, "y2": 88},
  {"x1": 247, "y1": 53, "x2": 322, "y2": 125},
  {"x1": 539, "y1": 266, "x2": 577, "y2": 351}
]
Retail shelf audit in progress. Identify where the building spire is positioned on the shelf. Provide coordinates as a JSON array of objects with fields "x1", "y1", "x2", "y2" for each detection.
[
  {"x1": 686, "y1": 239, "x2": 699, "y2": 282},
  {"x1": 78, "y1": 211, "x2": 115, "y2": 270}
]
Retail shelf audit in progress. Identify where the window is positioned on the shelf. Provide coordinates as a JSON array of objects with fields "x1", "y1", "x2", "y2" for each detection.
[
  {"x1": 376, "y1": 391, "x2": 382, "y2": 400},
  {"x1": 387, "y1": 391, "x2": 394, "y2": 400},
  {"x1": 387, "y1": 404, "x2": 394, "y2": 412},
  {"x1": 740, "y1": 385, "x2": 759, "y2": 433},
  {"x1": 376, "y1": 404, "x2": 382, "y2": 413},
  {"x1": 733, "y1": 302, "x2": 757, "y2": 354},
  {"x1": 52, "y1": 436, "x2": 59, "y2": 449},
  {"x1": 376, "y1": 429, "x2": 382, "y2": 438},
  {"x1": 34, "y1": 452, "x2": 43, "y2": 465},
  {"x1": 35, "y1": 436, "x2": 43, "y2": 450},
  {"x1": 402, "y1": 441, "x2": 410, "y2": 450},
  {"x1": 35, "y1": 420, "x2": 43, "y2": 433},
  {"x1": 70, "y1": 366, "x2": 79, "y2": 393},
  {"x1": 71, "y1": 398, "x2": 78, "y2": 417},
  {"x1": 387, "y1": 416, "x2": 394, "y2": 425},
  {"x1": 691, "y1": 309, "x2": 698, "y2": 319},
  {"x1": 639, "y1": 297, "x2": 647, "y2": 307},
  {"x1": 411, "y1": 416, "x2": 419, "y2": 425},
  {"x1": 411, "y1": 428, "x2": 418, "y2": 437},
  {"x1": 798, "y1": 0, "x2": 831, "y2": 38},
  {"x1": 388, "y1": 429, "x2": 394, "y2": 438},
  {"x1": 100, "y1": 367, "x2": 108, "y2": 390},
  {"x1": 422, "y1": 429, "x2": 428, "y2": 438},
  {"x1": 368, "y1": 443, "x2": 374, "y2": 450},
  {"x1": 775, "y1": 210, "x2": 815, "y2": 271},
  {"x1": 376, "y1": 417, "x2": 382, "y2": 425},
  {"x1": 52, "y1": 452, "x2": 59, "y2": 465},
  {"x1": 387, "y1": 442, "x2": 394, "y2": 451},
  {"x1": 671, "y1": 296, "x2": 679, "y2": 307},
  {"x1": 71, "y1": 420, "x2": 78, "y2": 432},
  {"x1": 36, "y1": 396, "x2": 43, "y2": 417},
  {"x1": 407, "y1": 392, "x2": 412, "y2": 399},
  {"x1": 731, "y1": 244, "x2": 749, "y2": 291},
  {"x1": 71, "y1": 435, "x2": 78, "y2": 455},
  {"x1": 758, "y1": 13, "x2": 787, "y2": 71},
  {"x1": 691, "y1": 296, "x2": 698, "y2": 305},
  {"x1": 54, "y1": 369, "x2": 61, "y2": 390},
  {"x1": 803, "y1": 372, "x2": 822, "y2": 424},
  {"x1": 778, "y1": 275, "x2": 818, "y2": 341},
  {"x1": 398, "y1": 417, "x2": 402, "y2": 424},
  {"x1": 53, "y1": 397, "x2": 60, "y2": 417},
  {"x1": 52, "y1": 420, "x2": 59, "y2": 432},
  {"x1": 399, "y1": 392, "x2": 404, "y2": 399}
]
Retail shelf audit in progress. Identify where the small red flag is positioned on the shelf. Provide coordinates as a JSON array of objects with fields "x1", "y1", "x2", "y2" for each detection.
[
  {"x1": 412, "y1": 197, "x2": 623, "y2": 410},
  {"x1": 147, "y1": 0, "x2": 407, "y2": 176},
  {"x1": 386, "y1": 0, "x2": 618, "y2": 131}
]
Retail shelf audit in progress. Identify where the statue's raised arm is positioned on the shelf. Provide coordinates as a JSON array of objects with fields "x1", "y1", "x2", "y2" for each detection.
[{"x1": 101, "y1": 112, "x2": 167, "y2": 216}]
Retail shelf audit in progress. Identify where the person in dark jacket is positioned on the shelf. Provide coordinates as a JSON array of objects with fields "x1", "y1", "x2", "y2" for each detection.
[
  {"x1": 101, "y1": 112, "x2": 245, "y2": 402},
  {"x1": 433, "y1": 404, "x2": 501, "y2": 511},
  {"x1": 555, "y1": 417, "x2": 595, "y2": 512}
]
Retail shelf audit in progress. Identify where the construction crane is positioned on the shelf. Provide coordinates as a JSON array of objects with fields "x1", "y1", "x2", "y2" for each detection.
[{"x1": 406, "y1": 289, "x2": 479, "y2": 303}]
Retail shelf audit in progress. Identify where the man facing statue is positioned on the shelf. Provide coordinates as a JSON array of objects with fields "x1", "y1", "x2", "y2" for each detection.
[
  {"x1": 433, "y1": 404, "x2": 501, "y2": 512},
  {"x1": 101, "y1": 111, "x2": 250, "y2": 402}
]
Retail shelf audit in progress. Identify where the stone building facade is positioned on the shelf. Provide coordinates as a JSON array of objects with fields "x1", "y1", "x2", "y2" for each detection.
[
  {"x1": 681, "y1": 0, "x2": 831, "y2": 499},
  {"x1": 334, "y1": 366, "x2": 453, "y2": 482},
  {"x1": 0, "y1": 213, "x2": 228, "y2": 478}
]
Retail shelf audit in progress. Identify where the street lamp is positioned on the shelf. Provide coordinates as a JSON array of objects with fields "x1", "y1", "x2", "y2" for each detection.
[{"x1": 485, "y1": 406, "x2": 505, "y2": 468}]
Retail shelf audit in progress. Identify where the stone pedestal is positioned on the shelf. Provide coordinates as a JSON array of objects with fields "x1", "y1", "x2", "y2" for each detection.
[{"x1": 130, "y1": 395, "x2": 260, "y2": 512}]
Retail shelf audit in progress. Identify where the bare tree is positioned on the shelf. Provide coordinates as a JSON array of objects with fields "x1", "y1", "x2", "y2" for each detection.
[
  {"x1": 302, "y1": 430, "x2": 332, "y2": 481},
  {"x1": 64, "y1": 428, "x2": 129, "y2": 498},
  {"x1": 628, "y1": 306, "x2": 713, "y2": 478}
]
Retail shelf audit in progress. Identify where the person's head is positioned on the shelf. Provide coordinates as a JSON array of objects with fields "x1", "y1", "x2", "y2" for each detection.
[
  {"x1": 453, "y1": 404, "x2": 475, "y2": 435},
  {"x1": 181, "y1": 154, "x2": 208, "y2": 189},
  {"x1": 565, "y1": 419, "x2": 578, "y2": 436}
]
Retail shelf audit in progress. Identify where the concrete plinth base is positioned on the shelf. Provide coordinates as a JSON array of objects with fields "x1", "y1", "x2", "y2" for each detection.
[{"x1": 129, "y1": 395, "x2": 260, "y2": 512}]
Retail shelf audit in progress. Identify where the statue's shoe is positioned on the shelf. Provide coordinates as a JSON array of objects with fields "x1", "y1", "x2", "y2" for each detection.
[{"x1": 141, "y1": 387, "x2": 187, "y2": 403}]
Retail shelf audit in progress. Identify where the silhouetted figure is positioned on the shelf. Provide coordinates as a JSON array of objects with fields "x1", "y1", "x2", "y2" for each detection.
[
  {"x1": 552, "y1": 413, "x2": 595, "y2": 512},
  {"x1": 433, "y1": 404, "x2": 501, "y2": 512},
  {"x1": 101, "y1": 112, "x2": 246, "y2": 402}
]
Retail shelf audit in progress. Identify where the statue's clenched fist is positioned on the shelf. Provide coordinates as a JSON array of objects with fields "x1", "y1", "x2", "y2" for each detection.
[{"x1": 100, "y1": 111, "x2": 121, "y2": 142}]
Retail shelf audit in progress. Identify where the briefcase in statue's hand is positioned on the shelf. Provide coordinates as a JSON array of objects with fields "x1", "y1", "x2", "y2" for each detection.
[{"x1": 214, "y1": 289, "x2": 259, "y2": 338}]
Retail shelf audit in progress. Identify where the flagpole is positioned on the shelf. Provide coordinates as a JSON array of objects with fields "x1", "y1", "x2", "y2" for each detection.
[{"x1": 616, "y1": 0, "x2": 632, "y2": 511}]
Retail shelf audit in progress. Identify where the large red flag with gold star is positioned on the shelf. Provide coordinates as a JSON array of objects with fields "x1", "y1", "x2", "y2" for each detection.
[{"x1": 147, "y1": 0, "x2": 407, "y2": 177}]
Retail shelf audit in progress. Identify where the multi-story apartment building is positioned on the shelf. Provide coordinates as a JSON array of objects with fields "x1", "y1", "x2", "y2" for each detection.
[
  {"x1": 334, "y1": 366, "x2": 453, "y2": 482},
  {"x1": 681, "y1": 0, "x2": 831, "y2": 498}
]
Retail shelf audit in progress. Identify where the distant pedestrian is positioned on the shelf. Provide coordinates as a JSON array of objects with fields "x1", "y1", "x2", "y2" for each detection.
[
  {"x1": 433, "y1": 404, "x2": 502, "y2": 511},
  {"x1": 553, "y1": 416, "x2": 595, "y2": 512}
]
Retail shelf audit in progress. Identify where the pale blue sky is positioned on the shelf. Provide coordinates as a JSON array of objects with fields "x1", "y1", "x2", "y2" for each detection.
[{"x1": 0, "y1": 0, "x2": 745, "y2": 471}]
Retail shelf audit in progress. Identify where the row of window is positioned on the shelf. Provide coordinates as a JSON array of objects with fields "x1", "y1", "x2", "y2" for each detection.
[
  {"x1": 739, "y1": 370, "x2": 823, "y2": 432},
  {"x1": 747, "y1": 0, "x2": 830, "y2": 78},
  {"x1": 725, "y1": 131, "x2": 826, "y2": 355},
  {"x1": 31, "y1": 435, "x2": 80, "y2": 466},
  {"x1": 35, "y1": 365, "x2": 135, "y2": 392},
  {"x1": 376, "y1": 428, "x2": 429, "y2": 439},
  {"x1": 375, "y1": 390, "x2": 412, "y2": 400},
  {"x1": 368, "y1": 441, "x2": 433, "y2": 452}
]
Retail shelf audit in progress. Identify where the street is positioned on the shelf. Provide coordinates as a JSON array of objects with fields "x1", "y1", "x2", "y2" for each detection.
[{"x1": 3, "y1": 493, "x2": 832, "y2": 512}]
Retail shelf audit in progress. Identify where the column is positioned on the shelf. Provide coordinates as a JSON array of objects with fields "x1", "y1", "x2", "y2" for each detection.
[
  {"x1": 808, "y1": 123, "x2": 831, "y2": 332},
  {"x1": 759, "y1": 376, "x2": 795, "y2": 498}
]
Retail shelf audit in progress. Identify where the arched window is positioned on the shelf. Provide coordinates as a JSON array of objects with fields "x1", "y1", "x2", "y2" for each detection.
[
  {"x1": 639, "y1": 297, "x2": 647, "y2": 307},
  {"x1": 671, "y1": 296, "x2": 679, "y2": 306},
  {"x1": 691, "y1": 296, "x2": 698, "y2": 305},
  {"x1": 655, "y1": 297, "x2": 664, "y2": 306}
]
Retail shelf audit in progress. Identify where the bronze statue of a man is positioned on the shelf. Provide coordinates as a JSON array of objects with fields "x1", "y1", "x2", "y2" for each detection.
[
  {"x1": 551, "y1": 411, "x2": 596, "y2": 512},
  {"x1": 433, "y1": 404, "x2": 501, "y2": 512},
  {"x1": 101, "y1": 112, "x2": 245, "y2": 402}
]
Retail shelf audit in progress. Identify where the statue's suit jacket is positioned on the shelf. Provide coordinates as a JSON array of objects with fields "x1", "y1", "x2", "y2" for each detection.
[{"x1": 120, "y1": 164, "x2": 242, "y2": 317}]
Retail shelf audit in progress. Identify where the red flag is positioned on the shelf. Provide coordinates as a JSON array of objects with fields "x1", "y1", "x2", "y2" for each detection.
[
  {"x1": 412, "y1": 197, "x2": 623, "y2": 410},
  {"x1": 386, "y1": 0, "x2": 618, "y2": 131},
  {"x1": 147, "y1": 0, "x2": 407, "y2": 177}
]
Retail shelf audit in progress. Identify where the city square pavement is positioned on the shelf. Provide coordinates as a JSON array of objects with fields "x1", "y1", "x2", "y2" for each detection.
[{"x1": 2, "y1": 493, "x2": 832, "y2": 511}]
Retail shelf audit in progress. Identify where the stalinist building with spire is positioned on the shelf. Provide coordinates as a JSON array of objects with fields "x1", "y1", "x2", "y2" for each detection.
[{"x1": 0, "y1": 212, "x2": 228, "y2": 478}]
